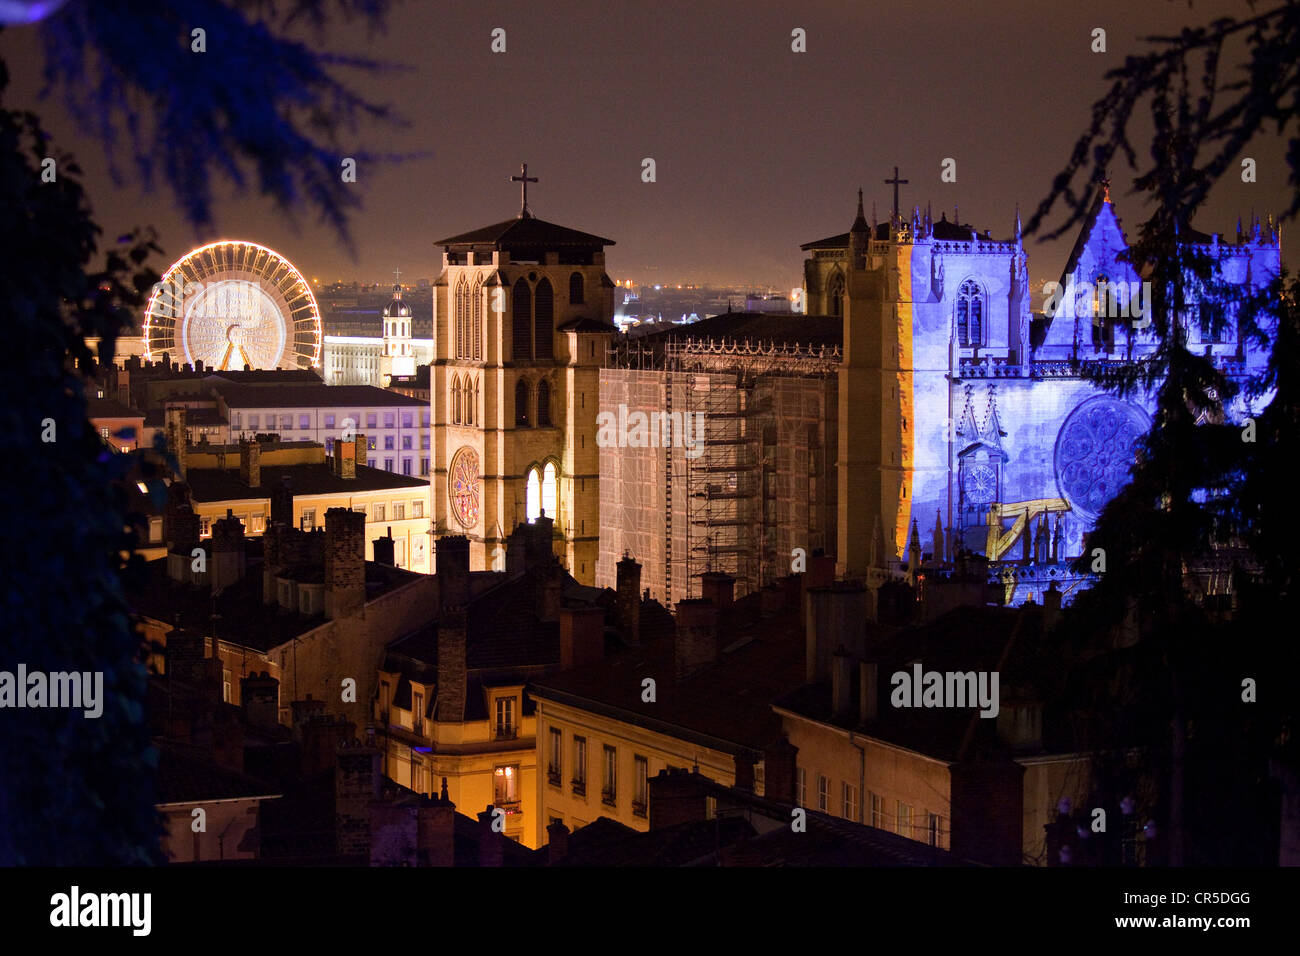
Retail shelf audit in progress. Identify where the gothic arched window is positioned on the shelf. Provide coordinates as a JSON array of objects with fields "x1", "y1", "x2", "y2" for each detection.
[
  {"x1": 470, "y1": 376, "x2": 479, "y2": 425},
  {"x1": 569, "y1": 272, "x2": 585, "y2": 305},
  {"x1": 451, "y1": 374, "x2": 462, "y2": 425},
  {"x1": 957, "y1": 279, "x2": 984, "y2": 347},
  {"x1": 455, "y1": 278, "x2": 470, "y2": 359},
  {"x1": 535, "y1": 278, "x2": 554, "y2": 359},
  {"x1": 512, "y1": 278, "x2": 532, "y2": 360},
  {"x1": 827, "y1": 272, "x2": 845, "y2": 318},
  {"x1": 537, "y1": 379, "x2": 552, "y2": 427},
  {"x1": 472, "y1": 276, "x2": 483, "y2": 360},
  {"x1": 515, "y1": 378, "x2": 530, "y2": 427},
  {"x1": 541, "y1": 462, "x2": 557, "y2": 519},
  {"x1": 525, "y1": 468, "x2": 541, "y2": 522}
]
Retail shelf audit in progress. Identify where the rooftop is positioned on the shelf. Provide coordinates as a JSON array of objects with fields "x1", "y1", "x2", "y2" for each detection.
[
  {"x1": 185, "y1": 463, "x2": 427, "y2": 502},
  {"x1": 436, "y1": 215, "x2": 615, "y2": 250},
  {"x1": 211, "y1": 383, "x2": 423, "y2": 409}
]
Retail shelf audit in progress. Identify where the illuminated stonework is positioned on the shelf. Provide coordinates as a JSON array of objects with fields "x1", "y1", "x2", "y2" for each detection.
[
  {"x1": 143, "y1": 240, "x2": 323, "y2": 371},
  {"x1": 1054, "y1": 396, "x2": 1151, "y2": 520},
  {"x1": 449, "y1": 447, "x2": 481, "y2": 530}
]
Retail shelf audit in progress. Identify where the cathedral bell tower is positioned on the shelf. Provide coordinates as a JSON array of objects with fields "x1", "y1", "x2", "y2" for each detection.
[
  {"x1": 828, "y1": 188, "x2": 914, "y2": 581},
  {"x1": 430, "y1": 166, "x2": 616, "y2": 582}
]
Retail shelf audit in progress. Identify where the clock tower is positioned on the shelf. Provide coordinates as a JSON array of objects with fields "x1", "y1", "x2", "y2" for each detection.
[{"x1": 430, "y1": 167, "x2": 616, "y2": 582}]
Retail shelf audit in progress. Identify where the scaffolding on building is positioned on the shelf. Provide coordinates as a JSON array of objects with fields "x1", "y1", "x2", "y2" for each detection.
[{"x1": 597, "y1": 335, "x2": 839, "y2": 606}]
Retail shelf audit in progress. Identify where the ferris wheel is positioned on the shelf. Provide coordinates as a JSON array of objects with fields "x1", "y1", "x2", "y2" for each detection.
[{"x1": 143, "y1": 240, "x2": 322, "y2": 371}]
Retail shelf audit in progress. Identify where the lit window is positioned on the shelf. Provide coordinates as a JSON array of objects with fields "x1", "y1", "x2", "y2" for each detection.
[
  {"x1": 526, "y1": 469, "x2": 541, "y2": 522},
  {"x1": 394, "y1": 503, "x2": 405, "y2": 520},
  {"x1": 412, "y1": 500, "x2": 423, "y2": 518},
  {"x1": 494, "y1": 765, "x2": 519, "y2": 806},
  {"x1": 374, "y1": 505, "x2": 385, "y2": 522},
  {"x1": 300, "y1": 510, "x2": 315, "y2": 531},
  {"x1": 542, "y1": 462, "x2": 557, "y2": 519}
]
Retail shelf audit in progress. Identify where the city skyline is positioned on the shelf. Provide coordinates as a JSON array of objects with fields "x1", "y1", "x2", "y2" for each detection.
[{"x1": 0, "y1": 0, "x2": 1289, "y2": 289}]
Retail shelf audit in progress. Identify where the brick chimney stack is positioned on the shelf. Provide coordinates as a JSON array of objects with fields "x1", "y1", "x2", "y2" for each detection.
[
  {"x1": 354, "y1": 433, "x2": 367, "y2": 471},
  {"x1": 332, "y1": 432, "x2": 359, "y2": 479},
  {"x1": 372, "y1": 526, "x2": 396, "y2": 567},
  {"x1": 700, "y1": 571, "x2": 735, "y2": 610},
  {"x1": 324, "y1": 507, "x2": 366, "y2": 620},
  {"x1": 210, "y1": 508, "x2": 247, "y2": 592},
  {"x1": 335, "y1": 737, "x2": 381, "y2": 860},
  {"x1": 477, "y1": 807, "x2": 504, "y2": 867},
  {"x1": 239, "y1": 671, "x2": 280, "y2": 730},
  {"x1": 615, "y1": 554, "x2": 642, "y2": 645},
  {"x1": 546, "y1": 821, "x2": 569, "y2": 864},
  {"x1": 763, "y1": 736, "x2": 799, "y2": 804},
  {"x1": 674, "y1": 598, "x2": 719, "y2": 679},
  {"x1": 164, "y1": 404, "x2": 188, "y2": 476},
  {"x1": 538, "y1": 564, "x2": 563, "y2": 623},
  {"x1": 239, "y1": 437, "x2": 262, "y2": 489},
  {"x1": 270, "y1": 474, "x2": 294, "y2": 529},
  {"x1": 436, "y1": 535, "x2": 470, "y2": 610},
  {"x1": 435, "y1": 609, "x2": 467, "y2": 723}
]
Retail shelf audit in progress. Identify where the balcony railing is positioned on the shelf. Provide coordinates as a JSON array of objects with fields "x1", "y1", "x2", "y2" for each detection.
[
  {"x1": 601, "y1": 789, "x2": 616, "y2": 807},
  {"x1": 571, "y1": 779, "x2": 586, "y2": 796},
  {"x1": 547, "y1": 768, "x2": 562, "y2": 787}
]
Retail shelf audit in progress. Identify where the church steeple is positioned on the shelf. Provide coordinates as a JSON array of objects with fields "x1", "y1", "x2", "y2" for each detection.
[{"x1": 851, "y1": 187, "x2": 869, "y2": 234}]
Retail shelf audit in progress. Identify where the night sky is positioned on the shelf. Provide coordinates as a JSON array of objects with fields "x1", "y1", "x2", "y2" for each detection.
[{"x1": 0, "y1": 0, "x2": 1289, "y2": 289}]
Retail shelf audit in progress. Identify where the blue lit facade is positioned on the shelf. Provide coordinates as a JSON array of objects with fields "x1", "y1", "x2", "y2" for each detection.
[{"x1": 803, "y1": 191, "x2": 1280, "y2": 604}]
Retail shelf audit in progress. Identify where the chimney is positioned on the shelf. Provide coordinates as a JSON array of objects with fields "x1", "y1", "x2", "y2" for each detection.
[
  {"x1": 416, "y1": 795, "x2": 456, "y2": 867},
  {"x1": 436, "y1": 535, "x2": 470, "y2": 610},
  {"x1": 802, "y1": 551, "x2": 835, "y2": 595},
  {"x1": 166, "y1": 507, "x2": 201, "y2": 584},
  {"x1": 674, "y1": 598, "x2": 719, "y2": 679},
  {"x1": 699, "y1": 571, "x2": 735, "y2": 610},
  {"x1": 615, "y1": 554, "x2": 642, "y2": 644},
  {"x1": 302, "y1": 715, "x2": 356, "y2": 774},
  {"x1": 546, "y1": 821, "x2": 569, "y2": 864},
  {"x1": 354, "y1": 432, "x2": 367, "y2": 471},
  {"x1": 1043, "y1": 581, "x2": 1062, "y2": 630},
  {"x1": 164, "y1": 404, "x2": 188, "y2": 476},
  {"x1": 324, "y1": 507, "x2": 366, "y2": 620},
  {"x1": 763, "y1": 736, "x2": 799, "y2": 804},
  {"x1": 165, "y1": 622, "x2": 214, "y2": 696},
  {"x1": 333, "y1": 433, "x2": 358, "y2": 479},
  {"x1": 804, "y1": 583, "x2": 868, "y2": 682},
  {"x1": 435, "y1": 609, "x2": 467, "y2": 722},
  {"x1": 733, "y1": 752, "x2": 755, "y2": 793},
  {"x1": 831, "y1": 647, "x2": 853, "y2": 718},
  {"x1": 291, "y1": 695, "x2": 326, "y2": 737},
  {"x1": 239, "y1": 437, "x2": 262, "y2": 489},
  {"x1": 560, "y1": 604, "x2": 605, "y2": 669},
  {"x1": 477, "y1": 807, "x2": 504, "y2": 867},
  {"x1": 270, "y1": 475, "x2": 294, "y2": 528},
  {"x1": 996, "y1": 694, "x2": 1044, "y2": 753},
  {"x1": 210, "y1": 508, "x2": 247, "y2": 591},
  {"x1": 335, "y1": 738, "x2": 381, "y2": 860},
  {"x1": 538, "y1": 565, "x2": 563, "y2": 623},
  {"x1": 860, "y1": 660, "x2": 879, "y2": 722},
  {"x1": 760, "y1": 583, "x2": 786, "y2": 615},
  {"x1": 506, "y1": 528, "x2": 527, "y2": 573},
  {"x1": 239, "y1": 670, "x2": 279, "y2": 730},
  {"x1": 648, "y1": 768, "x2": 707, "y2": 831},
  {"x1": 527, "y1": 514, "x2": 556, "y2": 566},
  {"x1": 373, "y1": 526, "x2": 396, "y2": 567}
]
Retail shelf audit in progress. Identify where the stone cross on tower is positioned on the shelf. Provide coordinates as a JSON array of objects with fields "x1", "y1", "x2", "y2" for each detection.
[
  {"x1": 885, "y1": 166, "x2": 909, "y2": 223},
  {"x1": 392, "y1": 266, "x2": 402, "y2": 284},
  {"x1": 511, "y1": 163, "x2": 539, "y2": 219}
]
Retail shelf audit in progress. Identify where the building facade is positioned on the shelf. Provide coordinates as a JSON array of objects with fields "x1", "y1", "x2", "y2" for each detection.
[{"x1": 428, "y1": 200, "x2": 616, "y2": 582}]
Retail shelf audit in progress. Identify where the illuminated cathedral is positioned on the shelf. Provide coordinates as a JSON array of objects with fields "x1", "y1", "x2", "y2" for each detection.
[{"x1": 802, "y1": 183, "x2": 1280, "y2": 600}]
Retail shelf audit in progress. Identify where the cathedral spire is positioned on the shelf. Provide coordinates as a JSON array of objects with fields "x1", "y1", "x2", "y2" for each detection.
[
  {"x1": 851, "y1": 187, "x2": 869, "y2": 233},
  {"x1": 1013, "y1": 203, "x2": 1022, "y2": 243}
]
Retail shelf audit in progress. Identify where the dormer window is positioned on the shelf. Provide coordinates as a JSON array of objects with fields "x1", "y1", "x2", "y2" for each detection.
[{"x1": 495, "y1": 696, "x2": 516, "y2": 739}]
